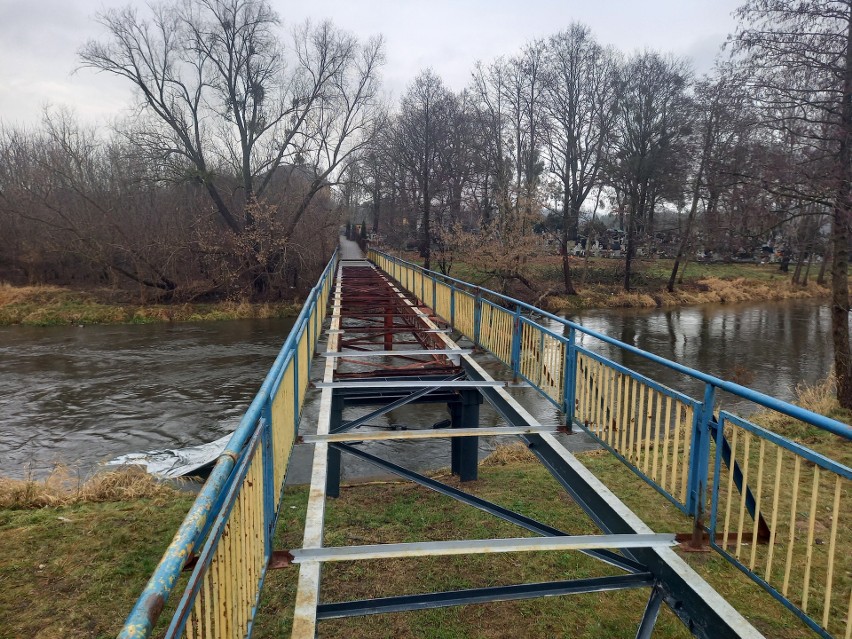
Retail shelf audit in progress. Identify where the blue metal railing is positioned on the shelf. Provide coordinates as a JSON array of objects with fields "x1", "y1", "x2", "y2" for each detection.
[
  {"x1": 369, "y1": 248, "x2": 851, "y2": 639},
  {"x1": 118, "y1": 250, "x2": 338, "y2": 639}
]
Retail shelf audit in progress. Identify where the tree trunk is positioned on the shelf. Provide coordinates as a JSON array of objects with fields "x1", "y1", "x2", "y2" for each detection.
[
  {"x1": 624, "y1": 185, "x2": 644, "y2": 292},
  {"x1": 372, "y1": 181, "x2": 381, "y2": 233},
  {"x1": 831, "y1": 193, "x2": 851, "y2": 407},
  {"x1": 792, "y1": 251, "x2": 804, "y2": 285},
  {"x1": 817, "y1": 251, "x2": 830, "y2": 286},
  {"x1": 678, "y1": 252, "x2": 689, "y2": 285},
  {"x1": 422, "y1": 188, "x2": 431, "y2": 270},
  {"x1": 560, "y1": 193, "x2": 577, "y2": 296},
  {"x1": 801, "y1": 251, "x2": 813, "y2": 286},
  {"x1": 669, "y1": 176, "x2": 705, "y2": 292},
  {"x1": 833, "y1": 15, "x2": 852, "y2": 409}
]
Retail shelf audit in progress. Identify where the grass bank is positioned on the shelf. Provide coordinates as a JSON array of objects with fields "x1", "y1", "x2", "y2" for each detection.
[
  {"x1": 0, "y1": 469, "x2": 196, "y2": 639},
  {"x1": 414, "y1": 254, "x2": 831, "y2": 312},
  {"x1": 0, "y1": 283, "x2": 301, "y2": 326}
]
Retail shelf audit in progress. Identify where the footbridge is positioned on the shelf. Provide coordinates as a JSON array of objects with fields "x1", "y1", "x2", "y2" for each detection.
[{"x1": 118, "y1": 239, "x2": 851, "y2": 639}]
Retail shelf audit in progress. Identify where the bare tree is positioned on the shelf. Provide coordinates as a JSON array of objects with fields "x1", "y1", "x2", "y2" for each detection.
[
  {"x1": 80, "y1": 0, "x2": 384, "y2": 242},
  {"x1": 610, "y1": 52, "x2": 692, "y2": 291},
  {"x1": 470, "y1": 59, "x2": 513, "y2": 224},
  {"x1": 732, "y1": 0, "x2": 852, "y2": 407},
  {"x1": 668, "y1": 69, "x2": 755, "y2": 291},
  {"x1": 393, "y1": 70, "x2": 452, "y2": 269},
  {"x1": 542, "y1": 23, "x2": 619, "y2": 295}
]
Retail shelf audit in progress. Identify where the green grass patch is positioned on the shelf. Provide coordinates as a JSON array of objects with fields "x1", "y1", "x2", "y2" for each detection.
[
  {"x1": 0, "y1": 495, "x2": 194, "y2": 639},
  {"x1": 1, "y1": 448, "x2": 836, "y2": 638}
]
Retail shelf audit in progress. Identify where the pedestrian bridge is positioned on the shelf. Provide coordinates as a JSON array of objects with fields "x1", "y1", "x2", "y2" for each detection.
[{"x1": 118, "y1": 240, "x2": 851, "y2": 639}]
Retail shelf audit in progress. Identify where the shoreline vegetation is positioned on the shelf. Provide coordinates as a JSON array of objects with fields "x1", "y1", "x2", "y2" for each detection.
[
  {"x1": 0, "y1": 258, "x2": 833, "y2": 327},
  {"x1": 0, "y1": 378, "x2": 846, "y2": 638},
  {"x1": 427, "y1": 254, "x2": 833, "y2": 313},
  {"x1": 0, "y1": 282, "x2": 302, "y2": 327}
]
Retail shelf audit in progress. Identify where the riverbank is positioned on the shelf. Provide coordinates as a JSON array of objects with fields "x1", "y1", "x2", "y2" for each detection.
[
  {"x1": 544, "y1": 271, "x2": 829, "y2": 313},
  {"x1": 0, "y1": 257, "x2": 832, "y2": 326},
  {"x1": 0, "y1": 283, "x2": 301, "y2": 326},
  {"x1": 397, "y1": 252, "x2": 832, "y2": 312}
]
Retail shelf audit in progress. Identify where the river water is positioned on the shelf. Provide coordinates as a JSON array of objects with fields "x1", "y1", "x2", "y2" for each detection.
[{"x1": 0, "y1": 298, "x2": 833, "y2": 480}]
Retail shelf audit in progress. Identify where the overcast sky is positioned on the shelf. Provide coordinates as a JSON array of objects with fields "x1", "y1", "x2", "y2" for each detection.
[{"x1": 0, "y1": 0, "x2": 743, "y2": 127}]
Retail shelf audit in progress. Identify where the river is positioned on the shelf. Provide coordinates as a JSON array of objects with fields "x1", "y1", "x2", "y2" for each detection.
[{"x1": 0, "y1": 298, "x2": 834, "y2": 480}]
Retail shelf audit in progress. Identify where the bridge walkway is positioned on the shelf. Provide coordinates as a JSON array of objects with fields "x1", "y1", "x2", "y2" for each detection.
[
  {"x1": 286, "y1": 246, "x2": 762, "y2": 639},
  {"x1": 116, "y1": 240, "x2": 851, "y2": 639}
]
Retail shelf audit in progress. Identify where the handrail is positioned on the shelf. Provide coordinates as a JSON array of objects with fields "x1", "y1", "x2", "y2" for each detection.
[
  {"x1": 368, "y1": 246, "x2": 851, "y2": 639},
  {"x1": 368, "y1": 248, "x2": 851, "y2": 440},
  {"x1": 118, "y1": 249, "x2": 338, "y2": 639}
]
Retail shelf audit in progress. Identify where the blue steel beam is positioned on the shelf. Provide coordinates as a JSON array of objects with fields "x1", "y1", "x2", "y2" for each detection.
[
  {"x1": 316, "y1": 573, "x2": 655, "y2": 619},
  {"x1": 332, "y1": 442, "x2": 647, "y2": 574},
  {"x1": 464, "y1": 362, "x2": 760, "y2": 639}
]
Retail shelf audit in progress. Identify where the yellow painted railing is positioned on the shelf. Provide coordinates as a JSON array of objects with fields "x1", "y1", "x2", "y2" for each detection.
[
  {"x1": 711, "y1": 412, "x2": 851, "y2": 639},
  {"x1": 576, "y1": 352, "x2": 697, "y2": 506},
  {"x1": 368, "y1": 246, "x2": 851, "y2": 639},
  {"x1": 119, "y1": 252, "x2": 337, "y2": 639}
]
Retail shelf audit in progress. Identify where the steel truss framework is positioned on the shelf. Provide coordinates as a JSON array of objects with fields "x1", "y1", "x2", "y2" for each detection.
[{"x1": 287, "y1": 257, "x2": 762, "y2": 639}]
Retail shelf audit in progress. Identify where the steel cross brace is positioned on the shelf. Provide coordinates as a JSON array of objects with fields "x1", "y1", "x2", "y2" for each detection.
[
  {"x1": 464, "y1": 361, "x2": 760, "y2": 639},
  {"x1": 332, "y1": 442, "x2": 647, "y2": 574},
  {"x1": 330, "y1": 374, "x2": 463, "y2": 434},
  {"x1": 316, "y1": 573, "x2": 656, "y2": 619}
]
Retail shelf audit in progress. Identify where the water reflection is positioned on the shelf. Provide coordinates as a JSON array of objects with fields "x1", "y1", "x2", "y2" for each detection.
[{"x1": 566, "y1": 299, "x2": 833, "y2": 414}]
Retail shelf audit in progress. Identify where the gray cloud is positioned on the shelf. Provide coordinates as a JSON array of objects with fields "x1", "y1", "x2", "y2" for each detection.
[{"x1": 0, "y1": 0, "x2": 744, "y2": 125}]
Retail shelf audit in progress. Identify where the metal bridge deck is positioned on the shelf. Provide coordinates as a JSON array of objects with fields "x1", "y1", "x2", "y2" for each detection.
[
  {"x1": 287, "y1": 246, "x2": 763, "y2": 639},
  {"x1": 118, "y1": 239, "x2": 851, "y2": 639}
]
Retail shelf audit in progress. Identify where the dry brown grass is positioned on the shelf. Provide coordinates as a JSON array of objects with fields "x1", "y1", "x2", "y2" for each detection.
[
  {"x1": 0, "y1": 281, "x2": 301, "y2": 325},
  {"x1": 794, "y1": 373, "x2": 839, "y2": 417},
  {"x1": 0, "y1": 282, "x2": 66, "y2": 306},
  {"x1": 0, "y1": 466, "x2": 183, "y2": 509},
  {"x1": 545, "y1": 276, "x2": 829, "y2": 313},
  {"x1": 749, "y1": 373, "x2": 851, "y2": 458},
  {"x1": 480, "y1": 442, "x2": 538, "y2": 466}
]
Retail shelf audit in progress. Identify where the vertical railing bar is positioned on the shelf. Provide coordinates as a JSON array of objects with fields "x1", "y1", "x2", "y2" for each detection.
[
  {"x1": 748, "y1": 439, "x2": 766, "y2": 571},
  {"x1": 660, "y1": 395, "x2": 672, "y2": 492},
  {"x1": 626, "y1": 377, "x2": 637, "y2": 462},
  {"x1": 203, "y1": 564, "x2": 212, "y2": 639},
  {"x1": 764, "y1": 446, "x2": 784, "y2": 582},
  {"x1": 670, "y1": 401, "x2": 683, "y2": 498},
  {"x1": 680, "y1": 405, "x2": 693, "y2": 505},
  {"x1": 782, "y1": 456, "x2": 802, "y2": 597},
  {"x1": 845, "y1": 590, "x2": 852, "y2": 639},
  {"x1": 213, "y1": 545, "x2": 223, "y2": 637},
  {"x1": 618, "y1": 374, "x2": 628, "y2": 453},
  {"x1": 636, "y1": 383, "x2": 646, "y2": 468},
  {"x1": 801, "y1": 466, "x2": 821, "y2": 613},
  {"x1": 643, "y1": 388, "x2": 653, "y2": 475},
  {"x1": 822, "y1": 475, "x2": 842, "y2": 629},
  {"x1": 722, "y1": 426, "x2": 738, "y2": 551},
  {"x1": 594, "y1": 359, "x2": 604, "y2": 435},
  {"x1": 735, "y1": 430, "x2": 752, "y2": 559},
  {"x1": 651, "y1": 391, "x2": 662, "y2": 481}
]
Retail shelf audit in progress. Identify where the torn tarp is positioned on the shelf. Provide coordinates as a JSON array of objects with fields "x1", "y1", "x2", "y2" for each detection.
[{"x1": 107, "y1": 433, "x2": 232, "y2": 478}]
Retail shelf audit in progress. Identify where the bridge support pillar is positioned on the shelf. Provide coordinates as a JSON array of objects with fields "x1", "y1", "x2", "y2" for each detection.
[
  {"x1": 450, "y1": 389, "x2": 482, "y2": 482},
  {"x1": 326, "y1": 393, "x2": 345, "y2": 498},
  {"x1": 383, "y1": 305, "x2": 394, "y2": 351}
]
